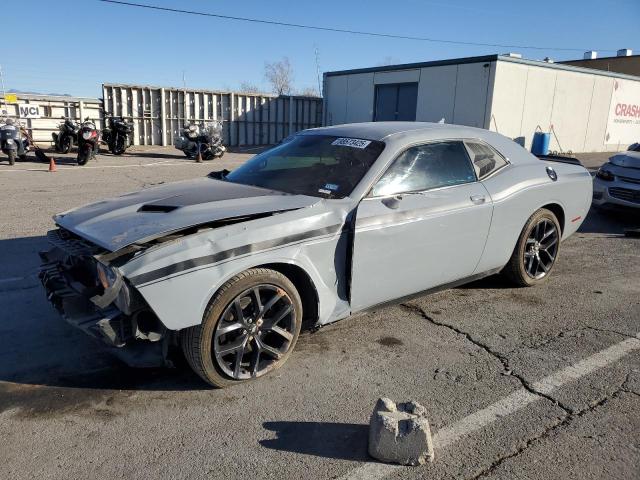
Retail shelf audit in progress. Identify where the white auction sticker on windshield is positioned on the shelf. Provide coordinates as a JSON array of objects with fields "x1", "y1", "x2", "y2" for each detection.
[{"x1": 331, "y1": 137, "x2": 371, "y2": 149}]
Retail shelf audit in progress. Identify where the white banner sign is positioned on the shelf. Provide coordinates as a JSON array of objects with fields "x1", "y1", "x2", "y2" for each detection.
[
  {"x1": 18, "y1": 103, "x2": 41, "y2": 119},
  {"x1": 606, "y1": 79, "x2": 640, "y2": 145}
]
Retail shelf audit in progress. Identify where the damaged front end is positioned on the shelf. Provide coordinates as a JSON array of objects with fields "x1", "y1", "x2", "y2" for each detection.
[{"x1": 39, "y1": 228, "x2": 173, "y2": 367}]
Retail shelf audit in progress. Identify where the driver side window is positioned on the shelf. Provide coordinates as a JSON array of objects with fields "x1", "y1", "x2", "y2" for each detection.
[{"x1": 371, "y1": 141, "x2": 476, "y2": 197}]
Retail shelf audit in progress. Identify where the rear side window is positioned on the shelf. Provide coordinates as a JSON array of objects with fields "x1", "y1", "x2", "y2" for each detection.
[
  {"x1": 372, "y1": 141, "x2": 476, "y2": 197},
  {"x1": 465, "y1": 141, "x2": 508, "y2": 179}
]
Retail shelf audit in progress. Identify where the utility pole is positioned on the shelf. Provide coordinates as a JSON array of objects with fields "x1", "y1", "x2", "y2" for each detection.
[
  {"x1": 182, "y1": 70, "x2": 187, "y2": 124},
  {"x1": 0, "y1": 65, "x2": 6, "y2": 113},
  {"x1": 314, "y1": 47, "x2": 322, "y2": 96}
]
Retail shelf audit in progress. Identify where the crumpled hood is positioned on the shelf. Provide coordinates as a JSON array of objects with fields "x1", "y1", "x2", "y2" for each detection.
[
  {"x1": 609, "y1": 151, "x2": 640, "y2": 169},
  {"x1": 55, "y1": 177, "x2": 320, "y2": 251}
]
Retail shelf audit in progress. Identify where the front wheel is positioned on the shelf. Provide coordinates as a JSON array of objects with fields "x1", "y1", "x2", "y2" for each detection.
[
  {"x1": 181, "y1": 268, "x2": 302, "y2": 388},
  {"x1": 77, "y1": 146, "x2": 91, "y2": 166},
  {"x1": 503, "y1": 208, "x2": 561, "y2": 287},
  {"x1": 7, "y1": 150, "x2": 16, "y2": 166},
  {"x1": 111, "y1": 135, "x2": 127, "y2": 155}
]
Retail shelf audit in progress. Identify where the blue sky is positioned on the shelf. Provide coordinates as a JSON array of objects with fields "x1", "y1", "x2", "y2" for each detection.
[{"x1": 5, "y1": 0, "x2": 639, "y2": 98}]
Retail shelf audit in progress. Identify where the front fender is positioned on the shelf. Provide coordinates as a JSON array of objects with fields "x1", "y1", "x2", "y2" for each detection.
[
  {"x1": 119, "y1": 202, "x2": 352, "y2": 330},
  {"x1": 132, "y1": 238, "x2": 347, "y2": 331}
]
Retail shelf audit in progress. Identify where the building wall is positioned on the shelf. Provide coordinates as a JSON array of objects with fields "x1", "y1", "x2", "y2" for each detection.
[
  {"x1": 324, "y1": 61, "x2": 493, "y2": 128},
  {"x1": 488, "y1": 61, "x2": 640, "y2": 152},
  {"x1": 561, "y1": 55, "x2": 640, "y2": 77}
]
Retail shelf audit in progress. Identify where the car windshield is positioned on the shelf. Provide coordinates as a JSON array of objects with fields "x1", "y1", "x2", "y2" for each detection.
[{"x1": 225, "y1": 135, "x2": 385, "y2": 198}]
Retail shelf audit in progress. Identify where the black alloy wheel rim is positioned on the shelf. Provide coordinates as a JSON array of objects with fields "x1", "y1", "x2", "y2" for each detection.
[
  {"x1": 524, "y1": 218, "x2": 559, "y2": 279},
  {"x1": 213, "y1": 285, "x2": 295, "y2": 380}
]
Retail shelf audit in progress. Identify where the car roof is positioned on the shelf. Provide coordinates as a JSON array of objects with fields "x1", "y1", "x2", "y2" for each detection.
[
  {"x1": 301, "y1": 121, "x2": 490, "y2": 141},
  {"x1": 300, "y1": 121, "x2": 538, "y2": 167}
]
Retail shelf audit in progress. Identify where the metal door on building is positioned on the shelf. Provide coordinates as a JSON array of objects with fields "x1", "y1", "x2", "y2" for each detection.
[{"x1": 374, "y1": 83, "x2": 418, "y2": 121}]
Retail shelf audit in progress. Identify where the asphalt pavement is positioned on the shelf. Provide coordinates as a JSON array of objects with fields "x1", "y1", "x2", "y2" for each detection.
[{"x1": 0, "y1": 147, "x2": 638, "y2": 480}]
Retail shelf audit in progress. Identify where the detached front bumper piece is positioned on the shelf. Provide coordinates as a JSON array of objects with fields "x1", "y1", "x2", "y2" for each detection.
[{"x1": 39, "y1": 229, "x2": 171, "y2": 367}]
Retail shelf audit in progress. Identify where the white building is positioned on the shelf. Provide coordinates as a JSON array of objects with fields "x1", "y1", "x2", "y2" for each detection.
[{"x1": 323, "y1": 54, "x2": 640, "y2": 153}]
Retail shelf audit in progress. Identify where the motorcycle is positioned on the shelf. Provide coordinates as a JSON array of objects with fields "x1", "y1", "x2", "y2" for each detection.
[
  {"x1": 52, "y1": 118, "x2": 80, "y2": 154},
  {"x1": 174, "y1": 120, "x2": 226, "y2": 160},
  {"x1": 0, "y1": 118, "x2": 30, "y2": 165},
  {"x1": 76, "y1": 118, "x2": 100, "y2": 166},
  {"x1": 102, "y1": 115, "x2": 133, "y2": 155}
]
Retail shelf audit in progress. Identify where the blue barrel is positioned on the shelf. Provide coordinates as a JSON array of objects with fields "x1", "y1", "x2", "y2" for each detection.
[{"x1": 531, "y1": 132, "x2": 550, "y2": 155}]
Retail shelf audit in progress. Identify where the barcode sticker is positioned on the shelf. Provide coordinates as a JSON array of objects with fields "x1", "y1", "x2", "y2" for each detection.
[{"x1": 331, "y1": 137, "x2": 371, "y2": 149}]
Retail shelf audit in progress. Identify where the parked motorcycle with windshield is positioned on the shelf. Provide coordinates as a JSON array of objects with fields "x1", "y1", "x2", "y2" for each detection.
[
  {"x1": 102, "y1": 115, "x2": 133, "y2": 155},
  {"x1": 77, "y1": 118, "x2": 100, "y2": 166},
  {"x1": 52, "y1": 118, "x2": 80, "y2": 154},
  {"x1": 0, "y1": 118, "x2": 30, "y2": 165},
  {"x1": 174, "y1": 120, "x2": 225, "y2": 160}
]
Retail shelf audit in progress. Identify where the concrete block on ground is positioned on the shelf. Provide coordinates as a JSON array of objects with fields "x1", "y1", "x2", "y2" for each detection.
[{"x1": 368, "y1": 397, "x2": 434, "y2": 466}]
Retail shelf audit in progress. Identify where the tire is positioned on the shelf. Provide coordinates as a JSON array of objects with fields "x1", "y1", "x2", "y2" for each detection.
[
  {"x1": 7, "y1": 150, "x2": 15, "y2": 166},
  {"x1": 181, "y1": 268, "x2": 303, "y2": 388},
  {"x1": 503, "y1": 208, "x2": 561, "y2": 287},
  {"x1": 111, "y1": 135, "x2": 126, "y2": 155},
  {"x1": 52, "y1": 134, "x2": 61, "y2": 153},
  {"x1": 77, "y1": 146, "x2": 91, "y2": 166},
  {"x1": 18, "y1": 154, "x2": 27, "y2": 161},
  {"x1": 60, "y1": 135, "x2": 72, "y2": 154}
]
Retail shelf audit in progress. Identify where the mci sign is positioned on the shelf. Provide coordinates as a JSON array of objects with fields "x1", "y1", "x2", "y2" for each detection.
[{"x1": 18, "y1": 104, "x2": 42, "y2": 119}]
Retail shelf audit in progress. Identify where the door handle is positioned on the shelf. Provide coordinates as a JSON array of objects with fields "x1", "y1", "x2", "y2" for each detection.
[{"x1": 470, "y1": 195, "x2": 486, "y2": 205}]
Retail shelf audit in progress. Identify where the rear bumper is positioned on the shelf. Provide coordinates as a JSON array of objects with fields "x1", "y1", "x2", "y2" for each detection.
[{"x1": 39, "y1": 230, "x2": 171, "y2": 367}]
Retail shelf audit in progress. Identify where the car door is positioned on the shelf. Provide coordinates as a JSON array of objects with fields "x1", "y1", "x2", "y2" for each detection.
[{"x1": 350, "y1": 140, "x2": 493, "y2": 312}]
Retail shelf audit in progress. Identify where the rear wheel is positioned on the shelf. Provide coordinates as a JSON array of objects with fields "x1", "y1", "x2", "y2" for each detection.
[
  {"x1": 181, "y1": 268, "x2": 302, "y2": 388},
  {"x1": 503, "y1": 208, "x2": 561, "y2": 287},
  {"x1": 7, "y1": 150, "x2": 15, "y2": 166},
  {"x1": 60, "y1": 135, "x2": 72, "y2": 154}
]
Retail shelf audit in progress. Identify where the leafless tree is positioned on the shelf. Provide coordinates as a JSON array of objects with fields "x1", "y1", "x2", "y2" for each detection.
[
  {"x1": 297, "y1": 86, "x2": 320, "y2": 97},
  {"x1": 239, "y1": 82, "x2": 263, "y2": 94},
  {"x1": 265, "y1": 57, "x2": 294, "y2": 95}
]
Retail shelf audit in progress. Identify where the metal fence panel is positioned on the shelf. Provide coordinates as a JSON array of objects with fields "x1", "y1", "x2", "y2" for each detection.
[
  {"x1": 102, "y1": 84, "x2": 322, "y2": 147},
  {"x1": 0, "y1": 94, "x2": 102, "y2": 143}
]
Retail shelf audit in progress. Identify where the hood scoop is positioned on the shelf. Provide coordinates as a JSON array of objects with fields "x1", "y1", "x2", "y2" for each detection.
[{"x1": 138, "y1": 204, "x2": 179, "y2": 213}]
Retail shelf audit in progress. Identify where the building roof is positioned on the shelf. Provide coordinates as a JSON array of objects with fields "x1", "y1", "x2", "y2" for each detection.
[{"x1": 324, "y1": 53, "x2": 640, "y2": 82}]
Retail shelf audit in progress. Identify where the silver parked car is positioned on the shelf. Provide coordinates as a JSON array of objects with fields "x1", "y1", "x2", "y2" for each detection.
[
  {"x1": 40, "y1": 122, "x2": 592, "y2": 387},
  {"x1": 592, "y1": 150, "x2": 640, "y2": 209}
]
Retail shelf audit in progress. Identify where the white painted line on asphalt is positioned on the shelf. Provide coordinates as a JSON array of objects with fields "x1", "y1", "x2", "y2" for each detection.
[
  {"x1": 0, "y1": 160, "x2": 206, "y2": 172},
  {"x1": 340, "y1": 334, "x2": 640, "y2": 480}
]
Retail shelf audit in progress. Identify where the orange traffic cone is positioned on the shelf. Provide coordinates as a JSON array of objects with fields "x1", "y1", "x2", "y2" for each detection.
[{"x1": 49, "y1": 157, "x2": 57, "y2": 172}]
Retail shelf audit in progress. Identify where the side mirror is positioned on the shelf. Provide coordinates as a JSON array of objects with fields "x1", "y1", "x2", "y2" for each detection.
[{"x1": 381, "y1": 195, "x2": 403, "y2": 210}]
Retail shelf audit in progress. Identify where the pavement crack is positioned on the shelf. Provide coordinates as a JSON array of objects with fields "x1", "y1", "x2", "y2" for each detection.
[
  {"x1": 400, "y1": 302, "x2": 573, "y2": 414},
  {"x1": 583, "y1": 325, "x2": 637, "y2": 340},
  {"x1": 469, "y1": 375, "x2": 630, "y2": 479}
]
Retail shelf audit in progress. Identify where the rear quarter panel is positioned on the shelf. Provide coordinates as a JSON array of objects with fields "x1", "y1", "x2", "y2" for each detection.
[{"x1": 474, "y1": 160, "x2": 592, "y2": 274}]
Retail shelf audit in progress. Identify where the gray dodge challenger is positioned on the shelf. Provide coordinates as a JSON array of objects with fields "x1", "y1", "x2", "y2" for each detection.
[{"x1": 40, "y1": 122, "x2": 592, "y2": 387}]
